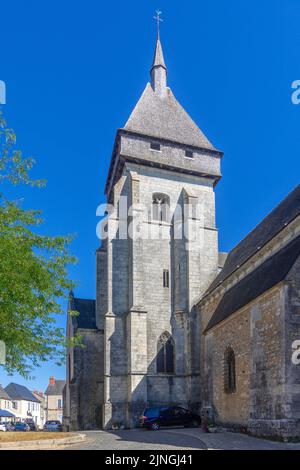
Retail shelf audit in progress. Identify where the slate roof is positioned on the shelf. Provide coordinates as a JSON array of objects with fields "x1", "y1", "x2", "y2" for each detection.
[
  {"x1": 204, "y1": 234, "x2": 300, "y2": 332},
  {"x1": 124, "y1": 83, "x2": 216, "y2": 151},
  {"x1": 5, "y1": 383, "x2": 40, "y2": 403},
  {"x1": 45, "y1": 380, "x2": 65, "y2": 396},
  {"x1": 206, "y1": 184, "x2": 300, "y2": 296},
  {"x1": 72, "y1": 297, "x2": 97, "y2": 330},
  {"x1": 0, "y1": 385, "x2": 11, "y2": 400}
]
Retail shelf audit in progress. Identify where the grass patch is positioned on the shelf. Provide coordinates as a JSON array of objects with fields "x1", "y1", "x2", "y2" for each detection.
[{"x1": 0, "y1": 432, "x2": 73, "y2": 443}]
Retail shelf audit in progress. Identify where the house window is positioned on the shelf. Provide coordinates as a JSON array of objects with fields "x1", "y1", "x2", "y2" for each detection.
[
  {"x1": 224, "y1": 347, "x2": 236, "y2": 393},
  {"x1": 157, "y1": 332, "x2": 175, "y2": 374},
  {"x1": 185, "y1": 149, "x2": 193, "y2": 158},
  {"x1": 163, "y1": 269, "x2": 169, "y2": 288},
  {"x1": 150, "y1": 141, "x2": 161, "y2": 151},
  {"x1": 152, "y1": 193, "x2": 170, "y2": 222},
  {"x1": 58, "y1": 399, "x2": 62, "y2": 409}
]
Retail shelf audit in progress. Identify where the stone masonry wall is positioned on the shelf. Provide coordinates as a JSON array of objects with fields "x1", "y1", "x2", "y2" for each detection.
[
  {"x1": 284, "y1": 255, "x2": 300, "y2": 434},
  {"x1": 201, "y1": 285, "x2": 287, "y2": 432},
  {"x1": 101, "y1": 157, "x2": 219, "y2": 428},
  {"x1": 69, "y1": 329, "x2": 104, "y2": 430}
]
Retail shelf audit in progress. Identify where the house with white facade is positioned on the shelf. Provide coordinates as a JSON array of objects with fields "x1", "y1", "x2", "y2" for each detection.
[
  {"x1": 32, "y1": 390, "x2": 46, "y2": 428},
  {"x1": 0, "y1": 385, "x2": 14, "y2": 422},
  {"x1": 5, "y1": 383, "x2": 42, "y2": 428}
]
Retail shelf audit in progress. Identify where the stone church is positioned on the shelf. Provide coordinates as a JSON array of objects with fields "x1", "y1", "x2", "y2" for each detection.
[{"x1": 63, "y1": 31, "x2": 300, "y2": 440}]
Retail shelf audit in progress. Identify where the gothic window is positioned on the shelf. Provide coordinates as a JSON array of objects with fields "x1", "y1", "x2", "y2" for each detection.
[
  {"x1": 163, "y1": 269, "x2": 169, "y2": 288},
  {"x1": 152, "y1": 193, "x2": 170, "y2": 222},
  {"x1": 157, "y1": 332, "x2": 175, "y2": 374},
  {"x1": 224, "y1": 347, "x2": 236, "y2": 393}
]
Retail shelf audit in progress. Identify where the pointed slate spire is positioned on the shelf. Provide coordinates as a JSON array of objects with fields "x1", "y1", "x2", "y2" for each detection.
[
  {"x1": 151, "y1": 12, "x2": 167, "y2": 96},
  {"x1": 151, "y1": 38, "x2": 167, "y2": 71}
]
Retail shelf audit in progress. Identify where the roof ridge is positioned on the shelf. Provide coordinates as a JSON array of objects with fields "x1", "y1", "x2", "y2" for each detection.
[
  {"x1": 204, "y1": 234, "x2": 300, "y2": 332},
  {"x1": 228, "y1": 184, "x2": 300, "y2": 255},
  {"x1": 73, "y1": 297, "x2": 95, "y2": 301},
  {"x1": 204, "y1": 184, "x2": 300, "y2": 298}
]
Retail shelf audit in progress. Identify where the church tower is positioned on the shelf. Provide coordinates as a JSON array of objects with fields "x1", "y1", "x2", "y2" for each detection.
[{"x1": 96, "y1": 23, "x2": 223, "y2": 428}]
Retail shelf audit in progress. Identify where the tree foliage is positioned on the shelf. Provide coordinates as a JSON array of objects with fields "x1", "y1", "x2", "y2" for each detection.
[{"x1": 0, "y1": 108, "x2": 78, "y2": 377}]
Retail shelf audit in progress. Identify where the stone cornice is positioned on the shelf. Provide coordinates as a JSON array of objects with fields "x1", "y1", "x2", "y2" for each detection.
[{"x1": 105, "y1": 129, "x2": 222, "y2": 201}]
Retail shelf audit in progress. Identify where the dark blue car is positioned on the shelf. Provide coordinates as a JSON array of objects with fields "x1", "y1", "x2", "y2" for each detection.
[
  {"x1": 140, "y1": 406, "x2": 201, "y2": 430},
  {"x1": 14, "y1": 422, "x2": 30, "y2": 432}
]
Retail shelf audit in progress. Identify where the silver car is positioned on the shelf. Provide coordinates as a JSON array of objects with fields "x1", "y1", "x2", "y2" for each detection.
[{"x1": 43, "y1": 420, "x2": 62, "y2": 432}]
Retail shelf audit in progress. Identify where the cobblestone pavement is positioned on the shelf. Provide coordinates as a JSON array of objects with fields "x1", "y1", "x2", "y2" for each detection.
[{"x1": 64, "y1": 428, "x2": 300, "y2": 451}]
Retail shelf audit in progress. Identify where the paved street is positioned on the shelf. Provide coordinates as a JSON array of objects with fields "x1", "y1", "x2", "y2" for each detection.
[
  {"x1": 64, "y1": 428, "x2": 300, "y2": 451},
  {"x1": 64, "y1": 429, "x2": 206, "y2": 450}
]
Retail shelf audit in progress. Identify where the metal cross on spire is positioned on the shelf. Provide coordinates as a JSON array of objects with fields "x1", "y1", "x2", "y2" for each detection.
[{"x1": 153, "y1": 10, "x2": 163, "y2": 39}]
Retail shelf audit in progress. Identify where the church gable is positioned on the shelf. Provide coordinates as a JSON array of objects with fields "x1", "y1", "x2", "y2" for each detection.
[
  {"x1": 204, "y1": 234, "x2": 300, "y2": 332},
  {"x1": 207, "y1": 184, "x2": 300, "y2": 296}
]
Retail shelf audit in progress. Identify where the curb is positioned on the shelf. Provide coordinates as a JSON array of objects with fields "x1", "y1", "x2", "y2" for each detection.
[
  {"x1": 0, "y1": 433, "x2": 86, "y2": 450},
  {"x1": 164, "y1": 429, "x2": 208, "y2": 449}
]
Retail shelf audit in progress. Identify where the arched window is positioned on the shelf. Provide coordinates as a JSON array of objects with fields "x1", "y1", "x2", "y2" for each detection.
[
  {"x1": 157, "y1": 332, "x2": 174, "y2": 374},
  {"x1": 224, "y1": 347, "x2": 236, "y2": 393},
  {"x1": 152, "y1": 193, "x2": 170, "y2": 222}
]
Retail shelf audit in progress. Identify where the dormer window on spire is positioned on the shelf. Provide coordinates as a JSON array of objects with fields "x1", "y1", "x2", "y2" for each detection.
[
  {"x1": 150, "y1": 141, "x2": 161, "y2": 151},
  {"x1": 185, "y1": 150, "x2": 194, "y2": 158}
]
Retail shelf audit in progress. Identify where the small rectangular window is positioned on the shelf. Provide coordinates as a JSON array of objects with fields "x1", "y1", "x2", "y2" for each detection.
[
  {"x1": 150, "y1": 142, "x2": 161, "y2": 151},
  {"x1": 163, "y1": 269, "x2": 169, "y2": 288},
  {"x1": 185, "y1": 150, "x2": 193, "y2": 158}
]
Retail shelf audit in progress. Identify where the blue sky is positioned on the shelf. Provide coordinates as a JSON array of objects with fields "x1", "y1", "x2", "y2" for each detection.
[{"x1": 0, "y1": 0, "x2": 300, "y2": 391}]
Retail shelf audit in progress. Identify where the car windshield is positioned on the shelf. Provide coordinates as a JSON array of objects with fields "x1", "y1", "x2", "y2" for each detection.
[
  {"x1": 46, "y1": 421, "x2": 59, "y2": 425},
  {"x1": 143, "y1": 408, "x2": 160, "y2": 418},
  {"x1": 144, "y1": 407, "x2": 170, "y2": 417}
]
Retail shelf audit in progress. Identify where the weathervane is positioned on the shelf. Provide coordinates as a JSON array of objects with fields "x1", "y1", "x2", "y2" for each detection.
[{"x1": 153, "y1": 10, "x2": 163, "y2": 39}]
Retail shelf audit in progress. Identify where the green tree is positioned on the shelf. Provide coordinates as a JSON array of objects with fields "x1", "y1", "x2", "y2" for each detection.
[{"x1": 0, "y1": 108, "x2": 79, "y2": 377}]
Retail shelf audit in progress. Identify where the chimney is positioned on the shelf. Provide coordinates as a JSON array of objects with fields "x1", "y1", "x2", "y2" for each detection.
[{"x1": 49, "y1": 376, "x2": 55, "y2": 386}]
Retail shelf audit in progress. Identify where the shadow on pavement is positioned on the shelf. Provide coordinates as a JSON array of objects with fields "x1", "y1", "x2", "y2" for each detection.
[{"x1": 106, "y1": 427, "x2": 207, "y2": 450}]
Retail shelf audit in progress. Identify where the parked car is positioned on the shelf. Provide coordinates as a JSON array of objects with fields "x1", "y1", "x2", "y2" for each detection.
[
  {"x1": 4, "y1": 422, "x2": 15, "y2": 432},
  {"x1": 25, "y1": 419, "x2": 37, "y2": 431},
  {"x1": 14, "y1": 422, "x2": 30, "y2": 432},
  {"x1": 0, "y1": 422, "x2": 7, "y2": 432},
  {"x1": 140, "y1": 406, "x2": 201, "y2": 431},
  {"x1": 43, "y1": 420, "x2": 62, "y2": 432}
]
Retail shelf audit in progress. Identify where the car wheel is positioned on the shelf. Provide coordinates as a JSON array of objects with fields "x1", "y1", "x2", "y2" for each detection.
[
  {"x1": 151, "y1": 422, "x2": 160, "y2": 431},
  {"x1": 191, "y1": 419, "x2": 200, "y2": 428}
]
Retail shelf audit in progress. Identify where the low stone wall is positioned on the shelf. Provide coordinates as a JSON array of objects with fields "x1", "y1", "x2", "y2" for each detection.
[{"x1": 248, "y1": 419, "x2": 300, "y2": 441}]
